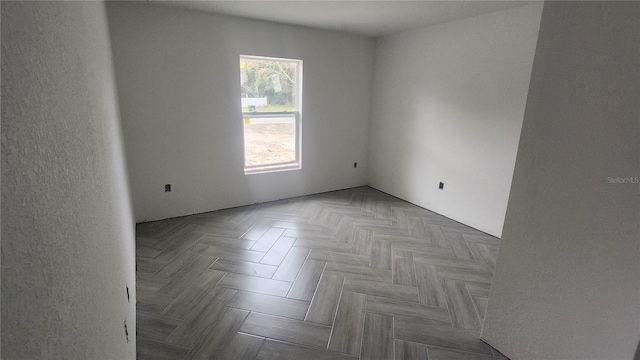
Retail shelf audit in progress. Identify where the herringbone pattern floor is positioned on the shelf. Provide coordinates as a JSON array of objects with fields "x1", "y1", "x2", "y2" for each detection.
[{"x1": 136, "y1": 186, "x2": 506, "y2": 360}]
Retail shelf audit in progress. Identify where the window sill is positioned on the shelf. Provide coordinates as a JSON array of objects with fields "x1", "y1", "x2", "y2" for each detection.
[{"x1": 244, "y1": 163, "x2": 301, "y2": 175}]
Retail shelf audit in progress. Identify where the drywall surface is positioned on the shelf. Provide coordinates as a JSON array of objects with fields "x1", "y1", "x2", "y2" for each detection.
[
  {"x1": 1, "y1": 2, "x2": 136, "y2": 359},
  {"x1": 368, "y1": 4, "x2": 543, "y2": 237},
  {"x1": 481, "y1": 2, "x2": 639, "y2": 359},
  {"x1": 106, "y1": 3, "x2": 374, "y2": 222}
]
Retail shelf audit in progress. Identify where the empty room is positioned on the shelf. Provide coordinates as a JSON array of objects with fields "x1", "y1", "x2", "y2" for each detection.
[{"x1": 1, "y1": 1, "x2": 638, "y2": 359}]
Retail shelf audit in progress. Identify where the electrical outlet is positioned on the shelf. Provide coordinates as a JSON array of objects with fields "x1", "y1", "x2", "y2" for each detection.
[
  {"x1": 165, "y1": 184, "x2": 171, "y2": 192},
  {"x1": 439, "y1": 182, "x2": 444, "y2": 190}
]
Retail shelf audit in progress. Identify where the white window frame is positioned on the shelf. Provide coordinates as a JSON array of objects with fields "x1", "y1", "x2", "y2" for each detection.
[{"x1": 240, "y1": 55, "x2": 303, "y2": 175}]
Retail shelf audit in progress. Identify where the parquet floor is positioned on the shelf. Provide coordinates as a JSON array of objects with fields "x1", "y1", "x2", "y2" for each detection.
[{"x1": 135, "y1": 186, "x2": 506, "y2": 360}]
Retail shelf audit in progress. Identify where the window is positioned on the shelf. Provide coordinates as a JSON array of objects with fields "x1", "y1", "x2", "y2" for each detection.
[{"x1": 240, "y1": 55, "x2": 302, "y2": 174}]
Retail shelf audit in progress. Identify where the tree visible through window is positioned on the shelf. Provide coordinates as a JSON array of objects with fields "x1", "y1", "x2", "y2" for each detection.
[{"x1": 240, "y1": 55, "x2": 302, "y2": 174}]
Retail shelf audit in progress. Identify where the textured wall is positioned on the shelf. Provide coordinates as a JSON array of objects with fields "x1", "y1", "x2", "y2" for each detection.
[
  {"x1": 368, "y1": 4, "x2": 543, "y2": 237},
  {"x1": 482, "y1": 2, "x2": 639, "y2": 359},
  {"x1": 1, "y1": 2, "x2": 136, "y2": 359},
  {"x1": 106, "y1": 3, "x2": 374, "y2": 223}
]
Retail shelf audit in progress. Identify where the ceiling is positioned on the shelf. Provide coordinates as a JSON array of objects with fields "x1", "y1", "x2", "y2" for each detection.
[{"x1": 154, "y1": 1, "x2": 538, "y2": 37}]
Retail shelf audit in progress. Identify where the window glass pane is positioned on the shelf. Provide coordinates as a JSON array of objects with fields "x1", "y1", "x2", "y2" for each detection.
[
  {"x1": 243, "y1": 114, "x2": 296, "y2": 167},
  {"x1": 240, "y1": 57, "x2": 298, "y2": 112}
]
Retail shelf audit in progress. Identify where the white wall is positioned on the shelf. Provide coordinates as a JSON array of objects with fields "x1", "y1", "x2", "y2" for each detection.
[
  {"x1": 106, "y1": 3, "x2": 374, "y2": 222},
  {"x1": 1, "y1": 2, "x2": 136, "y2": 359},
  {"x1": 482, "y1": 2, "x2": 639, "y2": 359},
  {"x1": 368, "y1": 4, "x2": 543, "y2": 237}
]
